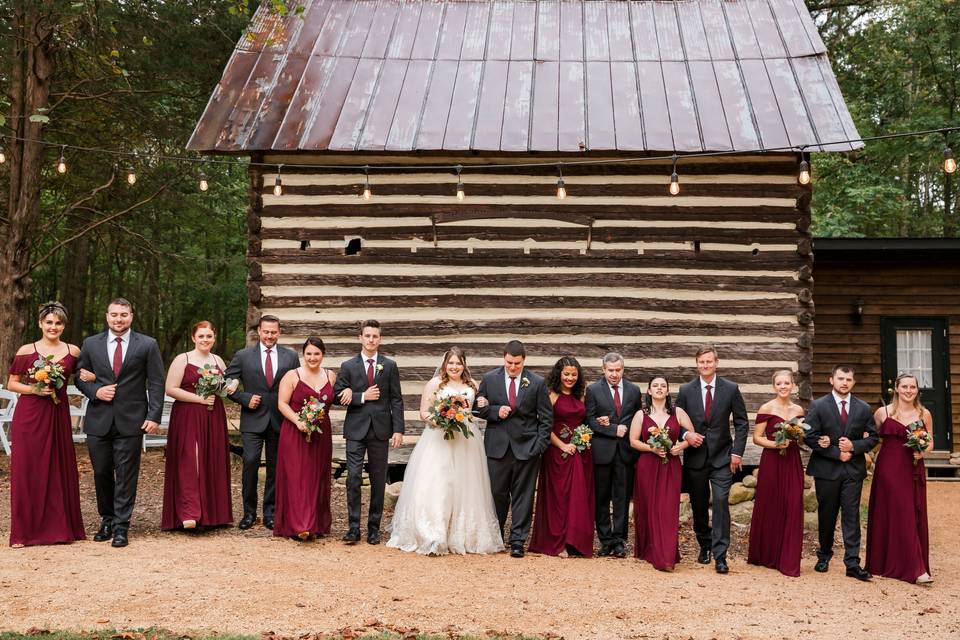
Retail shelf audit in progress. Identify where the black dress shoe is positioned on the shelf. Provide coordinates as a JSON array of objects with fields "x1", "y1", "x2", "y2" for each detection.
[
  {"x1": 263, "y1": 517, "x2": 274, "y2": 530},
  {"x1": 111, "y1": 528, "x2": 129, "y2": 548},
  {"x1": 715, "y1": 559, "x2": 729, "y2": 574},
  {"x1": 510, "y1": 544, "x2": 525, "y2": 558},
  {"x1": 342, "y1": 528, "x2": 360, "y2": 544},
  {"x1": 367, "y1": 531, "x2": 381, "y2": 545},
  {"x1": 846, "y1": 566, "x2": 872, "y2": 581},
  {"x1": 93, "y1": 522, "x2": 113, "y2": 542},
  {"x1": 612, "y1": 543, "x2": 627, "y2": 558},
  {"x1": 597, "y1": 544, "x2": 612, "y2": 557},
  {"x1": 238, "y1": 514, "x2": 256, "y2": 530},
  {"x1": 697, "y1": 547, "x2": 712, "y2": 564},
  {"x1": 814, "y1": 559, "x2": 830, "y2": 573}
]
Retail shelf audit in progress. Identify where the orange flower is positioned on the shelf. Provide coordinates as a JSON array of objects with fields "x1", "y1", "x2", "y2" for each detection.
[
  {"x1": 34, "y1": 370, "x2": 49, "y2": 382},
  {"x1": 648, "y1": 426, "x2": 660, "y2": 436},
  {"x1": 581, "y1": 434, "x2": 591, "y2": 443},
  {"x1": 455, "y1": 413, "x2": 464, "y2": 421}
]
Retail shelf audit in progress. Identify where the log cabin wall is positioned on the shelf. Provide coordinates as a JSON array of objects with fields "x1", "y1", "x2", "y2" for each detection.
[
  {"x1": 247, "y1": 152, "x2": 813, "y2": 462},
  {"x1": 812, "y1": 240, "x2": 960, "y2": 453}
]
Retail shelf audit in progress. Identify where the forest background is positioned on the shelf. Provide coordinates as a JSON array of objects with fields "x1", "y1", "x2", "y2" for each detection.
[{"x1": 0, "y1": 0, "x2": 957, "y2": 365}]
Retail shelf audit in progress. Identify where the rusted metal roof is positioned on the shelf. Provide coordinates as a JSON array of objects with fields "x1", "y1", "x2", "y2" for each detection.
[{"x1": 187, "y1": 0, "x2": 862, "y2": 154}]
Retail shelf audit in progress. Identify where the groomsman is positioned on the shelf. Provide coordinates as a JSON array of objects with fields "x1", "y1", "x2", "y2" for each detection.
[
  {"x1": 676, "y1": 346, "x2": 748, "y2": 574},
  {"x1": 76, "y1": 298, "x2": 165, "y2": 548},
  {"x1": 585, "y1": 352, "x2": 641, "y2": 557},
  {"x1": 333, "y1": 320, "x2": 405, "y2": 545},
  {"x1": 224, "y1": 315, "x2": 299, "y2": 530},
  {"x1": 804, "y1": 365, "x2": 878, "y2": 581}
]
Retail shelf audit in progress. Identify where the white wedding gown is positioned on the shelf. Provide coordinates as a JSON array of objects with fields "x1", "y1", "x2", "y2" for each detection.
[{"x1": 387, "y1": 385, "x2": 504, "y2": 555}]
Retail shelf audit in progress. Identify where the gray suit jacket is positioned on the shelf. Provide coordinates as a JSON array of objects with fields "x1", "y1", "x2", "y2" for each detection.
[
  {"x1": 585, "y1": 379, "x2": 641, "y2": 465},
  {"x1": 224, "y1": 343, "x2": 300, "y2": 434},
  {"x1": 333, "y1": 353, "x2": 405, "y2": 441},
  {"x1": 75, "y1": 330, "x2": 165, "y2": 436},
  {"x1": 476, "y1": 367, "x2": 552, "y2": 461},
  {"x1": 804, "y1": 394, "x2": 878, "y2": 481},
  {"x1": 676, "y1": 375, "x2": 749, "y2": 470}
]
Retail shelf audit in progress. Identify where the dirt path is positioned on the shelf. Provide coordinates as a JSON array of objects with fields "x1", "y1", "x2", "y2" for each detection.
[{"x1": 1, "y1": 450, "x2": 958, "y2": 639}]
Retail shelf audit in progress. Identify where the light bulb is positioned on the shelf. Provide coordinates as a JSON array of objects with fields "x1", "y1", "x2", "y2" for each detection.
[
  {"x1": 669, "y1": 172, "x2": 680, "y2": 196},
  {"x1": 945, "y1": 148, "x2": 957, "y2": 174},
  {"x1": 798, "y1": 160, "x2": 811, "y2": 185},
  {"x1": 456, "y1": 180, "x2": 465, "y2": 201},
  {"x1": 199, "y1": 175, "x2": 209, "y2": 192},
  {"x1": 0, "y1": 148, "x2": 5, "y2": 164},
  {"x1": 273, "y1": 174, "x2": 283, "y2": 196},
  {"x1": 126, "y1": 165, "x2": 137, "y2": 185},
  {"x1": 556, "y1": 177, "x2": 567, "y2": 200},
  {"x1": 57, "y1": 156, "x2": 67, "y2": 174}
]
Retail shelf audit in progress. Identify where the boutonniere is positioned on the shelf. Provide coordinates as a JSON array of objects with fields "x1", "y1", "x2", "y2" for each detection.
[
  {"x1": 375, "y1": 363, "x2": 384, "y2": 376},
  {"x1": 520, "y1": 377, "x2": 530, "y2": 389}
]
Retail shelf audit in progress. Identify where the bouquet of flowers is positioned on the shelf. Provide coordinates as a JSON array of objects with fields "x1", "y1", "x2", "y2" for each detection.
[
  {"x1": 194, "y1": 364, "x2": 236, "y2": 411},
  {"x1": 773, "y1": 416, "x2": 807, "y2": 456},
  {"x1": 558, "y1": 424, "x2": 593, "y2": 459},
  {"x1": 298, "y1": 395, "x2": 328, "y2": 443},
  {"x1": 646, "y1": 423, "x2": 673, "y2": 464},
  {"x1": 429, "y1": 393, "x2": 474, "y2": 440},
  {"x1": 904, "y1": 420, "x2": 931, "y2": 466},
  {"x1": 27, "y1": 354, "x2": 67, "y2": 404}
]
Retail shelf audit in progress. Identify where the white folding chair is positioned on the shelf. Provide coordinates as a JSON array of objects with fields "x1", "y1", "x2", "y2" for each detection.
[
  {"x1": 142, "y1": 394, "x2": 174, "y2": 451},
  {"x1": 67, "y1": 384, "x2": 89, "y2": 443},
  {"x1": 0, "y1": 388, "x2": 18, "y2": 455}
]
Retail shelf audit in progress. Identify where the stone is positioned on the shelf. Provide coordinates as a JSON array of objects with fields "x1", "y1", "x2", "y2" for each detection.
[
  {"x1": 804, "y1": 475, "x2": 814, "y2": 489},
  {"x1": 742, "y1": 474, "x2": 758, "y2": 488},
  {"x1": 752, "y1": 468, "x2": 760, "y2": 478},
  {"x1": 384, "y1": 481, "x2": 403, "y2": 509},
  {"x1": 804, "y1": 488, "x2": 819, "y2": 513},
  {"x1": 729, "y1": 501, "x2": 754, "y2": 526},
  {"x1": 804, "y1": 511, "x2": 819, "y2": 532},
  {"x1": 728, "y1": 483, "x2": 755, "y2": 505},
  {"x1": 949, "y1": 458, "x2": 960, "y2": 466},
  {"x1": 678, "y1": 501, "x2": 692, "y2": 525}
]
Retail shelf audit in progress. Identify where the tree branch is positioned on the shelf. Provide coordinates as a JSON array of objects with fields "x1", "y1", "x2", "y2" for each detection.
[{"x1": 39, "y1": 172, "x2": 116, "y2": 235}]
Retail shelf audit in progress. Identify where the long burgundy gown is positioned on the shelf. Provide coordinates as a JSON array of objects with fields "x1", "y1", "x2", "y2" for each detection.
[
  {"x1": 747, "y1": 413, "x2": 804, "y2": 577},
  {"x1": 865, "y1": 415, "x2": 931, "y2": 583},
  {"x1": 274, "y1": 374, "x2": 333, "y2": 538},
  {"x1": 8, "y1": 350, "x2": 85, "y2": 546},
  {"x1": 632, "y1": 413, "x2": 682, "y2": 570},
  {"x1": 529, "y1": 393, "x2": 595, "y2": 557},
  {"x1": 161, "y1": 364, "x2": 233, "y2": 529}
]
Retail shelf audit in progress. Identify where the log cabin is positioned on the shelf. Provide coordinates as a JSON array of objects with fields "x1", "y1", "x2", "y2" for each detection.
[{"x1": 187, "y1": 0, "x2": 863, "y2": 463}]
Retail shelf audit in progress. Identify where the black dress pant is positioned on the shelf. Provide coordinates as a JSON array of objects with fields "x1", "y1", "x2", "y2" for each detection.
[
  {"x1": 683, "y1": 463, "x2": 733, "y2": 559},
  {"x1": 487, "y1": 446, "x2": 540, "y2": 546},
  {"x1": 593, "y1": 454, "x2": 634, "y2": 547},
  {"x1": 86, "y1": 423, "x2": 143, "y2": 529},
  {"x1": 814, "y1": 475, "x2": 864, "y2": 568},
  {"x1": 345, "y1": 429, "x2": 389, "y2": 533},
  {"x1": 241, "y1": 428, "x2": 279, "y2": 519}
]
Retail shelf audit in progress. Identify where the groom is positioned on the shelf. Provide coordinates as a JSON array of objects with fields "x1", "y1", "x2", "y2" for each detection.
[
  {"x1": 477, "y1": 340, "x2": 552, "y2": 557},
  {"x1": 334, "y1": 319, "x2": 404, "y2": 545},
  {"x1": 75, "y1": 298, "x2": 165, "y2": 548}
]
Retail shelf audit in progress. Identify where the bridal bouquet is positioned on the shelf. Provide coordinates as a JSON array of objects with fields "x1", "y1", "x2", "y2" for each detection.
[
  {"x1": 559, "y1": 424, "x2": 592, "y2": 459},
  {"x1": 646, "y1": 423, "x2": 673, "y2": 464},
  {"x1": 27, "y1": 354, "x2": 67, "y2": 404},
  {"x1": 904, "y1": 420, "x2": 931, "y2": 465},
  {"x1": 195, "y1": 364, "x2": 236, "y2": 411},
  {"x1": 298, "y1": 396, "x2": 327, "y2": 443},
  {"x1": 429, "y1": 393, "x2": 474, "y2": 440},
  {"x1": 773, "y1": 416, "x2": 807, "y2": 456}
]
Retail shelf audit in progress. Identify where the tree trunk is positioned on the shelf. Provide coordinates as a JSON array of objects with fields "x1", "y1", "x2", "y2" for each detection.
[{"x1": 58, "y1": 225, "x2": 91, "y2": 345}]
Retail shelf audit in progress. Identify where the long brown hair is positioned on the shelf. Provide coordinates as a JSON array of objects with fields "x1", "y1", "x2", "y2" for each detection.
[
  {"x1": 890, "y1": 372, "x2": 925, "y2": 420},
  {"x1": 437, "y1": 347, "x2": 477, "y2": 391}
]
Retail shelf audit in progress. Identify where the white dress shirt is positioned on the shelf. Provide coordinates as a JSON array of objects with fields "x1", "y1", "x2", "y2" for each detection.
[
  {"x1": 699, "y1": 376, "x2": 717, "y2": 408},
  {"x1": 831, "y1": 391, "x2": 852, "y2": 418},
  {"x1": 259, "y1": 342, "x2": 278, "y2": 376},
  {"x1": 360, "y1": 351, "x2": 378, "y2": 404},
  {"x1": 504, "y1": 368, "x2": 523, "y2": 397},
  {"x1": 108, "y1": 329, "x2": 131, "y2": 365}
]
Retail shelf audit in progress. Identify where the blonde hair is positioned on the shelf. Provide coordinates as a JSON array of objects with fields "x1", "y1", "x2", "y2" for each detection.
[
  {"x1": 890, "y1": 372, "x2": 925, "y2": 420},
  {"x1": 771, "y1": 369, "x2": 795, "y2": 385}
]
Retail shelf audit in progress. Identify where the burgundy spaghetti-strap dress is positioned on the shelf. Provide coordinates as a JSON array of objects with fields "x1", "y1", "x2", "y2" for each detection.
[{"x1": 632, "y1": 413, "x2": 682, "y2": 570}]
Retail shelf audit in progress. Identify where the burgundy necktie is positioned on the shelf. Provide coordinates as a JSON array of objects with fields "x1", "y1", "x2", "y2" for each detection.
[
  {"x1": 367, "y1": 358, "x2": 375, "y2": 386},
  {"x1": 840, "y1": 400, "x2": 848, "y2": 428},
  {"x1": 112, "y1": 337, "x2": 123, "y2": 378},
  {"x1": 704, "y1": 384, "x2": 713, "y2": 421},
  {"x1": 264, "y1": 348, "x2": 274, "y2": 387},
  {"x1": 613, "y1": 385, "x2": 622, "y2": 416},
  {"x1": 508, "y1": 377, "x2": 517, "y2": 409}
]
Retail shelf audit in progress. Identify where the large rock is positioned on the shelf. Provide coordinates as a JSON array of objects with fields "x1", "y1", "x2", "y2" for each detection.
[
  {"x1": 804, "y1": 475, "x2": 814, "y2": 489},
  {"x1": 728, "y1": 483, "x2": 755, "y2": 505},
  {"x1": 729, "y1": 501, "x2": 754, "y2": 526},
  {"x1": 678, "y1": 501, "x2": 692, "y2": 524},
  {"x1": 384, "y1": 481, "x2": 403, "y2": 509},
  {"x1": 742, "y1": 474, "x2": 758, "y2": 488},
  {"x1": 803, "y1": 488, "x2": 819, "y2": 512},
  {"x1": 804, "y1": 511, "x2": 819, "y2": 532},
  {"x1": 751, "y1": 468, "x2": 760, "y2": 478}
]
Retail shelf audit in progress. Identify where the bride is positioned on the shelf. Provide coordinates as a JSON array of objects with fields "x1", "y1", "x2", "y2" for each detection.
[{"x1": 386, "y1": 347, "x2": 504, "y2": 555}]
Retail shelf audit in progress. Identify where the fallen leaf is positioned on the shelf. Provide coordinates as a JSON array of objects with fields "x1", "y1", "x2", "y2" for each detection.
[{"x1": 96, "y1": 619, "x2": 110, "y2": 625}]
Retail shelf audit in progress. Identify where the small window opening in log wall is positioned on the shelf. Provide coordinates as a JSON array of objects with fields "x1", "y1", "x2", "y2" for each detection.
[
  {"x1": 693, "y1": 240, "x2": 701, "y2": 254},
  {"x1": 751, "y1": 247, "x2": 760, "y2": 256},
  {"x1": 345, "y1": 237, "x2": 362, "y2": 255}
]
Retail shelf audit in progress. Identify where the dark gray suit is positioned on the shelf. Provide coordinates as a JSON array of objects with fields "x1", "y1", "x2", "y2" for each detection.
[
  {"x1": 804, "y1": 393, "x2": 878, "y2": 568},
  {"x1": 476, "y1": 367, "x2": 552, "y2": 545},
  {"x1": 333, "y1": 353, "x2": 404, "y2": 534},
  {"x1": 585, "y1": 379, "x2": 641, "y2": 548},
  {"x1": 224, "y1": 342, "x2": 299, "y2": 520},
  {"x1": 676, "y1": 375, "x2": 748, "y2": 559},
  {"x1": 76, "y1": 330, "x2": 164, "y2": 529}
]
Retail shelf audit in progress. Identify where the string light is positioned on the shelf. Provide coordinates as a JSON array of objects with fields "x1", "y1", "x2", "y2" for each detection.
[
  {"x1": 455, "y1": 165, "x2": 465, "y2": 201},
  {"x1": 0, "y1": 139, "x2": 5, "y2": 164},
  {"x1": 669, "y1": 156, "x2": 680, "y2": 196},
  {"x1": 198, "y1": 172, "x2": 209, "y2": 192},
  {"x1": 126, "y1": 164, "x2": 137, "y2": 185},
  {"x1": 362, "y1": 166, "x2": 372, "y2": 200},
  {"x1": 56, "y1": 145, "x2": 67, "y2": 174},
  {"x1": 273, "y1": 164, "x2": 283, "y2": 196},
  {"x1": 556, "y1": 164, "x2": 566, "y2": 200},
  {"x1": 798, "y1": 151, "x2": 811, "y2": 185},
  {"x1": 945, "y1": 147, "x2": 957, "y2": 174}
]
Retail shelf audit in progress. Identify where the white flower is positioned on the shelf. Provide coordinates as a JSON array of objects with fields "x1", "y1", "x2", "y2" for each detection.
[
  {"x1": 520, "y1": 377, "x2": 530, "y2": 389},
  {"x1": 375, "y1": 363, "x2": 384, "y2": 375}
]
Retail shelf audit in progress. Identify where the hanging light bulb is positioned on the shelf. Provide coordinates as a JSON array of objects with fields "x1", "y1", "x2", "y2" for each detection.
[
  {"x1": 126, "y1": 164, "x2": 137, "y2": 185},
  {"x1": 0, "y1": 141, "x2": 5, "y2": 165},
  {"x1": 455, "y1": 165, "x2": 465, "y2": 201},
  {"x1": 198, "y1": 173, "x2": 209, "y2": 192},
  {"x1": 798, "y1": 151, "x2": 811, "y2": 185},
  {"x1": 556, "y1": 165, "x2": 567, "y2": 200},
  {"x1": 273, "y1": 164, "x2": 283, "y2": 196},
  {"x1": 56, "y1": 145, "x2": 67, "y2": 174},
  {"x1": 945, "y1": 147, "x2": 957, "y2": 174},
  {"x1": 668, "y1": 156, "x2": 680, "y2": 196},
  {"x1": 362, "y1": 166, "x2": 372, "y2": 200}
]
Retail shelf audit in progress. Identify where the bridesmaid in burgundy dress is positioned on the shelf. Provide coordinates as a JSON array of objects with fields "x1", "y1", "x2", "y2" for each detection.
[
  {"x1": 628, "y1": 377, "x2": 692, "y2": 571},
  {"x1": 529, "y1": 356, "x2": 595, "y2": 557},
  {"x1": 161, "y1": 321, "x2": 234, "y2": 530},
  {"x1": 6, "y1": 302, "x2": 85, "y2": 547},
  {"x1": 274, "y1": 336, "x2": 335, "y2": 541},
  {"x1": 747, "y1": 370, "x2": 805, "y2": 577},
  {"x1": 866, "y1": 373, "x2": 933, "y2": 584}
]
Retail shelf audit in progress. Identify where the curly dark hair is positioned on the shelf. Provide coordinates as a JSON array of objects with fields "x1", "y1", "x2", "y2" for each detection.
[
  {"x1": 546, "y1": 356, "x2": 585, "y2": 399},
  {"x1": 641, "y1": 376, "x2": 675, "y2": 415}
]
